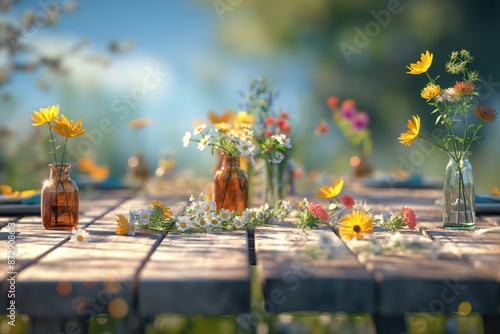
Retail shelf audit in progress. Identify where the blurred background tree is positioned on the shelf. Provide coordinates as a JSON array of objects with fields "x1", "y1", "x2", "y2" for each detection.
[{"x1": 203, "y1": 0, "x2": 500, "y2": 187}]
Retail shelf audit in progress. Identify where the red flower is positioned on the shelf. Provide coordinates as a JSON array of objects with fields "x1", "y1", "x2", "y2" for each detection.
[
  {"x1": 265, "y1": 129, "x2": 273, "y2": 137},
  {"x1": 308, "y1": 202, "x2": 329, "y2": 221},
  {"x1": 327, "y1": 96, "x2": 339, "y2": 108},
  {"x1": 401, "y1": 206, "x2": 417, "y2": 230},
  {"x1": 279, "y1": 121, "x2": 291, "y2": 133},
  {"x1": 265, "y1": 116, "x2": 274, "y2": 126},
  {"x1": 340, "y1": 194, "x2": 355, "y2": 208},
  {"x1": 280, "y1": 111, "x2": 289, "y2": 119},
  {"x1": 316, "y1": 122, "x2": 329, "y2": 134}
]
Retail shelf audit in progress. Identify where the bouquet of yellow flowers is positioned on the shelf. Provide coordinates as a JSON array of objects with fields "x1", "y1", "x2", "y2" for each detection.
[{"x1": 31, "y1": 104, "x2": 86, "y2": 165}]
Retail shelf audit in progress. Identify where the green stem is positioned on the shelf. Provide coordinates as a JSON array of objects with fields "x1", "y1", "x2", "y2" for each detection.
[{"x1": 47, "y1": 124, "x2": 58, "y2": 165}]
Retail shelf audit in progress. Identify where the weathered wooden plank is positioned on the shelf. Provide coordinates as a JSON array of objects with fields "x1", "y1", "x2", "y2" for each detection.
[
  {"x1": 344, "y1": 224, "x2": 499, "y2": 317},
  {"x1": 255, "y1": 223, "x2": 375, "y2": 313},
  {"x1": 9, "y1": 194, "x2": 160, "y2": 320},
  {"x1": 138, "y1": 231, "x2": 251, "y2": 316}
]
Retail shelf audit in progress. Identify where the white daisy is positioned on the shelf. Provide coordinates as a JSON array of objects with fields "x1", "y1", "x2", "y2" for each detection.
[
  {"x1": 176, "y1": 216, "x2": 192, "y2": 231},
  {"x1": 128, "y1": 222, "x2": 137, "y2": 236},
  {"x1": 182, "y1": 131, "x2": 192, "y2": 147},
  {"x1": 71, "y1": 228, "x2": 90, "y2": 244},
  {"x1": 199, "y1": 200, "x2": 216, "y2": 215},
  {"x1": 219, "y1": 208, "x2": 231, "y2": 221},
  {"x1": 238, "y1": 140, "x2": 255, "y2": 156},
  {"x1": 243, "y1": 208, "x2": 257, "y2": 221},
  {"x1": 206, "y1": 213, "x2": 221, "y2": 228},
  {"x1": 197, "y1": 134, "x2": 212, "y2": 151},
  {"x1": 193, "y1": 123, "x2": 207, "y2": 135},
  {"x1": 268, "y1": 152, "x2": 284, "y2": 164},
  {"x1": 233, "y1": 216, "x2": 247, "y2": 229},
  {"x1": 194, "y1": 216, "x2": 210, "y2": 230},
  {"x1": 271, "y1": 134, "x2": 292, "y2": 148},
  {"x1": 138, "y1": 207, "x2": 152, "y2": 225},
  {"x1": 281, "y1": 200, "x2": 293, "y2": 213}
]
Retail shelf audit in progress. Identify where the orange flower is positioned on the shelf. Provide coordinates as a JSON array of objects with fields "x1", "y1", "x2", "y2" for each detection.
[
  {"x1": 129, "y1": 118, "x2": 151, "y2": 129},
  {"x1": 326, "y1": 96, "x2": 339, "y2": 108},
  {"x1": 208, "y1": 109, "x2": 233, "y2": 125}
]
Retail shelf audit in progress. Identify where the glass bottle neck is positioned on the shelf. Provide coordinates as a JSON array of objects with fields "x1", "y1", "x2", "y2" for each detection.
[
  {"x1": 221, "y1": 155, "x2": 240, "y2": 170},
  {"x1": 49, "y1": 164, "x2": 71, "y2": 181}
]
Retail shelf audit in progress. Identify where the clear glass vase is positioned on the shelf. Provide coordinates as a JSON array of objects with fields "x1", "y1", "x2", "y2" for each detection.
[
  {"x1": 443, "y1": 152, "x2": 475, "y2": 229},
  {"x1": 41, "y1": 164, "x2": 79, "y2": 230},
  {"x1": 213, "y1": 154, "x2": 248, "y2": 213}
]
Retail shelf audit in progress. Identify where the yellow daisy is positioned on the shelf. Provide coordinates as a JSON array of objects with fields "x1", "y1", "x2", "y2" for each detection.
[
  {"x1": 149, "y1": 200, "x2": 173, "y2": 219},
  {"x1": 31, "y1": 104, "x2": 59, "y2": 126},
  {"x1": 339, "y1": 211, "x2": 373, "y2": 241},
  {"x1": 406, "y1": 50, "x2": 433, "y2": 75},
  {"x1": 51, "y1": 114, "x2": 86, "y2": 138},
  {"x1": 398, "y1": 115, "x2": 420, "y2": 146},
  {"x1": 116, "y1": 214, "x2": 129, "y2": 235},
  {"x1": 316, "y1": 177, "x2": 344, "y2": 199}
]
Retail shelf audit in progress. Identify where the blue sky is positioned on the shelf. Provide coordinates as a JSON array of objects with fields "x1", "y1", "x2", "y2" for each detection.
[{"x1": 2, "y1": 1, "x2": 311, "y2": 176}]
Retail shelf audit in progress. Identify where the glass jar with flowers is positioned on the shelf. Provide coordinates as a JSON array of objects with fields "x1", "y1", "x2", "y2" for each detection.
[
  {"x1": 182, "y1": 116, "x2": 291, "y2": 213},
  {"x1": 239, "y1": 78, "x2": 294, "y2": 205},
  {"x1": 31, "y1": 105, "x2": 86, "y2": 230},
  {"x1": 399, "y1": 50, "x2": 497, "y2": 229}
]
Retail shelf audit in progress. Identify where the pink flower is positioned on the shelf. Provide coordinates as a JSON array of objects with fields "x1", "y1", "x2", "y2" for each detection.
[
  {"x1": 340, "y1": 194, "x2": 355, "y2": 208},
  {"x1": 307, "y1": 202, "x2": 329, "y2": 221},
  {"x1": 340, "y1": 105, "x2": 357, "y2": 119},
  {"x1": 351, "y1": 112, "x2": 370, "y2": 131},
  {"x1": 401, "y1": 206, "x2": 417, "y2": 230}
]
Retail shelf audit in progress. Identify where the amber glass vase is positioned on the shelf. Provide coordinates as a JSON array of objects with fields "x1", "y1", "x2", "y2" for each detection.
[
  {"x1": 41, "y1": 164, "x2": 79, "y2": 230},
  {"x1": 213, "y1": 154, "x2": 248, "y2": 212}
]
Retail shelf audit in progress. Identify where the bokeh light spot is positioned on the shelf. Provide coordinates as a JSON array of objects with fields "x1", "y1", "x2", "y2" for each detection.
[
  {"x1": 350, "y1": 155, "x2": 361, "y2": 167},
  {"x1": 109, "y1": 298, "x2": 128, "y2": 318},
  {"x1": 104, "y1": 280, "x2": 122, "y2": 294},
  {"x1": 458, "y1": 301, "x2": 472, "y2": 315},
  {"x1": 56, "y1": 281, "x2": 72, "y2": 296}
]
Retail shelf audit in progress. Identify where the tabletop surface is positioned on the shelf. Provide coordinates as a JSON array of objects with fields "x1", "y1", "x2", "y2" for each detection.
[{"x1": 1, "y1": 183, "x2": 499, "y2": 332}]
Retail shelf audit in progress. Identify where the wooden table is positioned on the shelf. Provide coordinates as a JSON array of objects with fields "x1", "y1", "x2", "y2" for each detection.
[{"x1": 1, "y1": 185, "x2": 499, "y2": 334}]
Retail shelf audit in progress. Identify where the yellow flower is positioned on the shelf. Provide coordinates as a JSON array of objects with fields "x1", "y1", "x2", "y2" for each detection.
[
  {"x1": 398, "y1": 115, "x2": 420, "y2": 146},
  {"x1": 0, "y1": 185, "x2": 37, "y2": 197},
  {"x1": 31, "y1": 104, "x2": 59, "y2": 126},
  {"x1": 421, "y1": 83, "x2": 442, "y2": 100},
  {"x1": 50, "y1": 114, "x2": 86, "y2": 138},
  {"x1": 149, "y1": 200, "x2": 173, "y2": 219},
  {"x1": 116, "y1": 214, "x2": 129, "y2": 235},
  {"x1": 339, "y1": 211, "x2": 373, "y2": 240},
  {"x1": 492, "y1": 187, "x2": 500, "y2": 197},
  {"x1": 233, "y1": 111, "x2": 255, "y2": 131},
  {"x1": 316, "y1": 177, "x2": 344, "y2": 198},
  {"x1": 406, "y1": 50, "x2": 433, "y2": 75}
]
